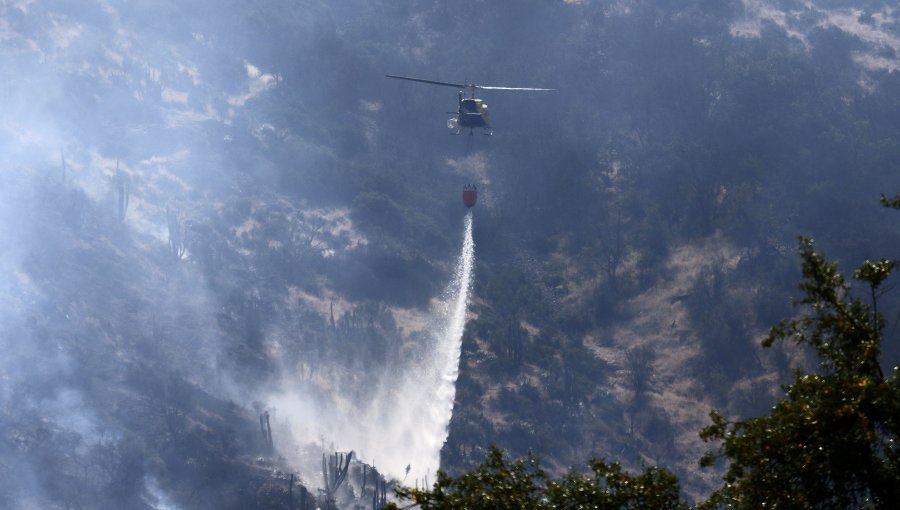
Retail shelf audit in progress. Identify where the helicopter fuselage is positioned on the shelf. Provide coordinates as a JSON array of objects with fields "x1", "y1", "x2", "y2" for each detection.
[
  {"x1": 457, "y1": 98, "x2": 489, "y2": 128},
  {"x1": 449, "y1": 93, "x2": 492, "y2": 134}
]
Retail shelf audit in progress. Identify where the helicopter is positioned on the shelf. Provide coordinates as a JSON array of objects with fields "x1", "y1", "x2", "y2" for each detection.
[{"x1": 386, "y1": 74, "x2": 555, "y2": 135}]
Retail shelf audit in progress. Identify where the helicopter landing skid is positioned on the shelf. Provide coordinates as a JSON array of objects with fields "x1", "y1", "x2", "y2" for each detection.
[{"x1": 448, "y1": 128, "x2": 491, "y2": 136}]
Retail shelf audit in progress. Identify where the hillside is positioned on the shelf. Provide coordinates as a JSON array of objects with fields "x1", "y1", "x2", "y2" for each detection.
[{"x1": 3, "y1": 0, "x2": 900, "y2": 507}]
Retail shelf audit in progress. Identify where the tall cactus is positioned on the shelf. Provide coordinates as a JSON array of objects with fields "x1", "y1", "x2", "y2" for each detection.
[
  {"x1": 115, "y1": 160, "x2": 129, "y2": 222},
  {"x1": 322, "y1": 451, "x2": 353, "y2": 505},
  {"x1": 362, "y1": 464, "x2": 367, "y2": 493},
  {"x1": 372, "y1": 478, "x2": 388, "y2": 510},
  {"x1": 60, "y1": 149, "x2": 67, "y2": 186},
  {"x1": 503, "y1": 319, "x2": 524, "y2": 364},
  {"x1": 166, "y1": 205, "x2": 187, "y2": 259},
  {"x1": 244, "y1": 294, "x2": 263, "y2": 346},
  {"x1": 259, "y1": 411, "x2": 273, "y2": 450}
]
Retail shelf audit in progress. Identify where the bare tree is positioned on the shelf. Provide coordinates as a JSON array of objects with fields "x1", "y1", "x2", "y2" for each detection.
[{"x1": 289, "y1": 213, "x2": 327, "y2": 255}]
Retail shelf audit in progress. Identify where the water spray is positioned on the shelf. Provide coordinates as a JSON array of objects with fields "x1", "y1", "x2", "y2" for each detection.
[
  {"x1": 375, "y1": 210, "x2": 475, "y2": 480},
  {"x1": 271, "y1": 211, "x2": 476, "y2": 485},
  {"x1": 424, "y1": 209, "x2": 475, "y2": 469}
]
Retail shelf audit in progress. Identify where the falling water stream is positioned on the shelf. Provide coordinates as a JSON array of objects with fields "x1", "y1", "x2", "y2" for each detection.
[
  {"x1": 271, "y1": 211, "x2": 475, "y2": 484},
  {"x1": 421, "y1": 209, "x2": 475, "y2": 472},
  {"x1": 385, "y1": 210, "x2": 475, "y2": 482}
]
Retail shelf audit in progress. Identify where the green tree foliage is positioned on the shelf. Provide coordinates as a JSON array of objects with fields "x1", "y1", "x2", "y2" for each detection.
[
  {"x1": 395, "y1": 445, "x2": 546, "y2": 509},
  {"x1": 545, "y1": 459, "x2": 687, "y2": 510},
  {"x1": 394, "y1": 445, "x2": 686, "y2": 509},
  {"x1": 699, "y1": 237, "x2": 900, "y2": 508},
  {"x1": 880, "y1": 193, "x2": 900, "y2": 210}
]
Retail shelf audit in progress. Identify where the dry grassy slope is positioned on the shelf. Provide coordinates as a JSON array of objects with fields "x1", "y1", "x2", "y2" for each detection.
[
  {"x1": 452, "y1": 229, "x2": 790, "y2": 499},
  {"x1": 584, "y1": 235, "x2": 739, "y2": 492},
  {"x1": 581, "y1": 233, "x2": 786, "y2": 498}
]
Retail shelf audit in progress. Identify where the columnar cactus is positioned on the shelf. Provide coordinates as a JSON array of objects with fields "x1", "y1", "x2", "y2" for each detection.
[
  {"x1": 166, "y1": 205, "x2": 187, "y2": 259},
  {"x1": 115, "y1": 160, "x2": 129, "y2": 222},
  {"x1": 322, "y1": 451, "x2": 353, "y2": 504}
]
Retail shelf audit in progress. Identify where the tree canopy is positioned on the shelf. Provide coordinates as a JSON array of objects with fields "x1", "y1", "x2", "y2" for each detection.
[
  {"x1": 699, "y1": 235, "x2": 900, "y2": 508},
  {"x1": 393, "y1": 445, "x2": 686, "y2": 510}
]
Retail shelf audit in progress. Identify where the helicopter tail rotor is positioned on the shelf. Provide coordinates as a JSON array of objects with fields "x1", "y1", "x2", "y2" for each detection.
[{"x1": 447, "y1": 116, "x2": 459, "y2": 135}]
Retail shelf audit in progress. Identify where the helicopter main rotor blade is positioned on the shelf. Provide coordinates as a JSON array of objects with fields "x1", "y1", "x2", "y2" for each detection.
[
  {"x1": 475, "y1": 85, "x2": 557, "y2": 91},
  {"x1": 386, "y1": 74, "x2": 468, "y2": 89},
  {"x1": 387, "y1": 75, "x2": 555, "y2": 92}
]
